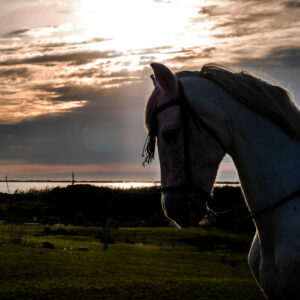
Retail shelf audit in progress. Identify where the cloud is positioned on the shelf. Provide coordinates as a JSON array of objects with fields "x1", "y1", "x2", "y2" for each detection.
[
  {"x1": 152, "y1": 0, "x2": 171, "y2": 3},
  {"x1": 210, "y1": 11, "x2": 280, "y2": 38},
  {"x1": 194, "y1": 0, "x2": 299, "y2": 43},
  {"x1": 0, "y1": 47, "x2": 21, "y2": 53},
  {"x1": 0, "y1": 50, "x2": 122, "y2": 66},
  {"x1": 37, "y1": 37, "x2": 110, "y2": 50},
  {"x1": 62, "y1": 66, "x2": 151, "y2": 88},
  {"x1": 163, "y1": 47, "x2": 216, "y2": 65},
  {"x1": 128, "y1": 46, "x2": 172, "y2": 56},
  {"x1": 237, "y1": 47, "x2": 300, "y2": 70},
  {"x1": 0, "y1": 96, "x2": 87, "y2": 125},
  {"x1": 0, "y1": 79, "x2": 153, "y2": 178},
  {"x1": 65, "y1": 68, "x2": 131, "y2": 79},
  {"x1": 3, "y1": 28, "x2": 30, "y2": 38},
  {"x1": 198, "y1": 5, "x2": 229, "y2": 17},
  {"x1": 0, "y1": 0, "x2": 298, "y2": 181},
  {"x1": 32, "y1": 84, "x2": 105, "y2": 101},
  {"x1": 0, "y1": 67, "x2": 31, "y2": 78},
  {"x1": 32, "y1": 67, "x2": 151, "y2": 102},
  {"x1": 285, "y1": 1, "x2": 300, "y2": 8}
]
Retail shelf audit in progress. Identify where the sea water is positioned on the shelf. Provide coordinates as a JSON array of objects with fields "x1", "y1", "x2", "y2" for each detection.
[{"x1": 0, "y1": 181, "x2": 239, "y2": 193}]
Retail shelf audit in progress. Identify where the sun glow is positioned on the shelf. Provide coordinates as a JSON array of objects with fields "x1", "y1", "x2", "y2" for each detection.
[{"x1": 78, "y1": 0, "x2": 201, "y2": 51}]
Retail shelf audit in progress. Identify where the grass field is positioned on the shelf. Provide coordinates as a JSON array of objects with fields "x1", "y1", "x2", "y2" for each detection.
[{"x1": 0, "y1": 224, "x2": 265, "y2": 300}]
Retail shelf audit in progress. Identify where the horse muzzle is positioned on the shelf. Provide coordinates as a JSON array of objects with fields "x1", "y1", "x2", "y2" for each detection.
[{"x1": 161, "y1": 188, "x2": 208, "y2": 228}]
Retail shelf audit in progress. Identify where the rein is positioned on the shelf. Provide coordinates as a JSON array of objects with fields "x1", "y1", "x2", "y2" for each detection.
[{"x1": 142, "y1": 79, "x2": 300, "y2": 222}]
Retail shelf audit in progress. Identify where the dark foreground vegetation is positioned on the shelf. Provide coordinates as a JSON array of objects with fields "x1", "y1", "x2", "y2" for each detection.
[
  {"x1": 0, "y1": 186, "x2": 263, "y2": 299},
  {"x1": 0, "y1": 184, "x2": 253, "y2": 230},
  {"x1": 0, "y1": 225, "x2": 264, "y2": 300}
]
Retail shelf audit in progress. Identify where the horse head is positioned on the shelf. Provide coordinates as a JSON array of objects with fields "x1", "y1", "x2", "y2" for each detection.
[{"x1": 144, "y1": 63, "x2": 225, "y2": 227}]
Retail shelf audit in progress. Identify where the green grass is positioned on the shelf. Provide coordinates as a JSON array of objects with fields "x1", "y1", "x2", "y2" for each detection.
[{"x1": 0, "y1": 225, "x2": 264, "y2": 300}]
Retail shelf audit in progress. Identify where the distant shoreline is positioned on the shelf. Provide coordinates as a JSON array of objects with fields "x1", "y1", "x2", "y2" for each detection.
[{"x1": 0, "y1": 180, "x2": 239, "y2": 184}]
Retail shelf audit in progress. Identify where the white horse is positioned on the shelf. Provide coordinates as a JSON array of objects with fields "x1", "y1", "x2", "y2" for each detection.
[{"x1": 143, "y1": 63, "x2": 300, "y2": 300}]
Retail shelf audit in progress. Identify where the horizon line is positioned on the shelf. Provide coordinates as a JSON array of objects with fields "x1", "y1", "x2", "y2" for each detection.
[{"x1": 0, "y1": 179, "x2": 239, "y2": 184}]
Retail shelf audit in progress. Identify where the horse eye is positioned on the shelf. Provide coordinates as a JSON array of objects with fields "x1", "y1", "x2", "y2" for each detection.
[{"x1": 162, "y1": 127, "x2": 179, "y2": 141}]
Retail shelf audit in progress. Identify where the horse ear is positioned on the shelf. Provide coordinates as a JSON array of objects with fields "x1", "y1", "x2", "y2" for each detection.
[
  {"x1": 150, "y1": 74, "x2": 157, "y2": 87},
  {"x1": 150, "y1": 63, "x2": 177, "y2": 96}
]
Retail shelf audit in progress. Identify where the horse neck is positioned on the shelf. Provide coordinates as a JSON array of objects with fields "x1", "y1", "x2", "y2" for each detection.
[
  {"x1": 226, "y1": 93, "x2": 300, "y2": 214},
  {"x1": 183, "y1": 76, "x2": 299, "y2": 215}
]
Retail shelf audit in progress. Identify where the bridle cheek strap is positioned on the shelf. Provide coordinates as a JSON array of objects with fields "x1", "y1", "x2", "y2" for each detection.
[
  {"x1": 142, "y1": 97, "x2": 182, "y2": 166},
  {"x1": 143, "y1": 79, "x2": 219, "y2": 203},
  {"x1": 154, "y1": 81, "x2": 216, "y2": 206}
]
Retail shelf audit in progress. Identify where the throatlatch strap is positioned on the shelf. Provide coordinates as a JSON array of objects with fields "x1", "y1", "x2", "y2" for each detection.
[{"x1": 249, "y1": 189, "x2": 300, "y2": 220}]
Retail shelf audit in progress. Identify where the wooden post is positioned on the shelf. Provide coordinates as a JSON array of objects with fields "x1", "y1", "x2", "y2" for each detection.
[
  {"x1": 103, "y1": 218, "x2": 111, "y2": 251},
  {"x1": 71, "y1": 171, "x2": 75, "y2": 186},
  {"x1": 5, "y1": 175, "x2": 10, "y2": 194}
]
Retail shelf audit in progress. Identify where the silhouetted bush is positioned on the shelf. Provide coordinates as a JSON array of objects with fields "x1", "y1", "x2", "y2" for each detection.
[
  {"x1": 0, "y1": 184, "x2": 252, "y2": 230},
  {"x1": 42, "y1": 241, "x2": 55, "y2": 249}
]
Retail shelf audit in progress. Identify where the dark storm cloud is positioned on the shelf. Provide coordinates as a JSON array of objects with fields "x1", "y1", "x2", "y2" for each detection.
[{"x1": 0, "y1": 50, "x2": 122, "y2": 66}]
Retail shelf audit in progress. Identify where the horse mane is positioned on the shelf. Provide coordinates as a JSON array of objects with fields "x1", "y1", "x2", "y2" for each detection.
[
  {"x1": 144, "y1": 63, "x2": 300, "y2": 164},
  {"x1": 187, "y1": 64, "x2": 300, "y2": 141}
]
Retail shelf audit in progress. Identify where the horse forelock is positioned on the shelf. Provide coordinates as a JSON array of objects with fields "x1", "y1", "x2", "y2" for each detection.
[
  {"x1": 145, "y1": 87, "x2": 160, "y2": 132},
  {"x1": 142, "y1": 87, "x2": 161, "y2": 165}
]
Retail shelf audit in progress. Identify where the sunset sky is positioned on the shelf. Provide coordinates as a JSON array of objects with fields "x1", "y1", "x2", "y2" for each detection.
[{"x1": 0, "y1": 0, "x2": 299, "y2": 181}]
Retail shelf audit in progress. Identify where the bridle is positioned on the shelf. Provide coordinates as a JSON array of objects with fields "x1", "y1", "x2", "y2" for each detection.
[
  {"x1": 142, "y1": 78, "x2": 300, "y2": 222},
  {"x1": 142, "y1": 79, "x2": 225, "y2": 215}
]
